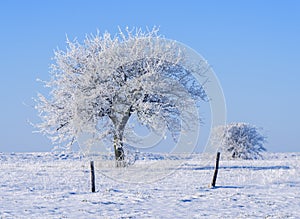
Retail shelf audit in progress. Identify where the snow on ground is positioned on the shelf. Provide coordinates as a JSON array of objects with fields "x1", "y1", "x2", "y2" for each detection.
[{"x1": 0, "y1": 152, "x2": 300, "y2": 218}]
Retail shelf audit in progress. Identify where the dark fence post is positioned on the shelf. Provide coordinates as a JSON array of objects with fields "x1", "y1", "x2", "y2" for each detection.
[
  {"x1": 90, "y1": 161, "x2": 96, "y2": 193},
  {"x1": 211, "y1": 152, "x2": 221, "y2": 188}
]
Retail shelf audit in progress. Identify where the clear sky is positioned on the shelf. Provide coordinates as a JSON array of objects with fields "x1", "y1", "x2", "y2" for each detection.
[{"x1": 0, "y1": 0, "x2": 299, "y2": 152}]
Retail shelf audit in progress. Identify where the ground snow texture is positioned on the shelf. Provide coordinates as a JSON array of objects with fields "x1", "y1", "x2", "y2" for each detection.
[{"x1": 0, "y1": 152, "x2": 300, "y2": 218}]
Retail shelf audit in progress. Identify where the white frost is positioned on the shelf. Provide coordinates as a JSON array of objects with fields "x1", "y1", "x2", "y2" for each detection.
[{"x1": 0, "y1": 152, "x2": 299, "y2": 218}]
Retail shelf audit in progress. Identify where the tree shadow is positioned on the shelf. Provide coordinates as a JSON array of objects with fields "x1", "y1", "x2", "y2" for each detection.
[
  {"x1": 220, "y1": 165, "x2": 290, "y2": 171},
  {"x1": 179, "y1": 165, "x2": 290, "y2": 171},
  {"x1": 211, "y1": 185, "x2": 244, "y2": 189}
]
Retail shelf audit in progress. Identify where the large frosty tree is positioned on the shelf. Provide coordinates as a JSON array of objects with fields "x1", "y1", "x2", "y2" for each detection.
[{"x1": 35, "y1": 27, "x2": 209, "y2": 165}]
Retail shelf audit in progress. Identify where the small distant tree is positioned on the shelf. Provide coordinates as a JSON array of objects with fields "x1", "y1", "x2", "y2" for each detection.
[
  {"x1": 211, "y1": 123, "x2": 267, "y2": 159},
  {"x1": 34, "y1": 27, "x2": 209, "y2": 166}
]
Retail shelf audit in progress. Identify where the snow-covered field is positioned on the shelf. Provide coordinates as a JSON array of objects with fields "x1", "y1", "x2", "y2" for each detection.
[{"x1": 1, "y1": 152, "x2": 300, "y2": 218}]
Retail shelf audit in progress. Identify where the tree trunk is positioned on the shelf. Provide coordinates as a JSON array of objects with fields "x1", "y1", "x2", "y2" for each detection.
[
  {"x1": 114, "y1": 134, "x2": 125, "y2": 167},
  {"x1": 110, "y1": 106, "x2": 132, "y2": 167}
]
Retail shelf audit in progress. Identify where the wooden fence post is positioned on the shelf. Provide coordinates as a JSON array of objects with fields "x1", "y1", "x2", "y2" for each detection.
[
  {"x1": 211, "y1": 152, "x2": 221, "y2": 188},
  {"x1": 90, "y1": 161, "x2": 96, "y2": 193}
]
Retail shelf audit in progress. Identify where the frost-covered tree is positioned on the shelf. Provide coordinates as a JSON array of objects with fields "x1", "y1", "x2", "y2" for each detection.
[
  {"x1": 211, "y1": 123, "x2": 267, "y2": 159},
  {"x1": 35, "y1": 27, "x2": 209, "y2": 165}
]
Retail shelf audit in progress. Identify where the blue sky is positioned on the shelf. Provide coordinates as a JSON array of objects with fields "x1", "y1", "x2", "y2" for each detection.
[{"x1": 0, "y1": 0, "x2": 299, "y2": 152}]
